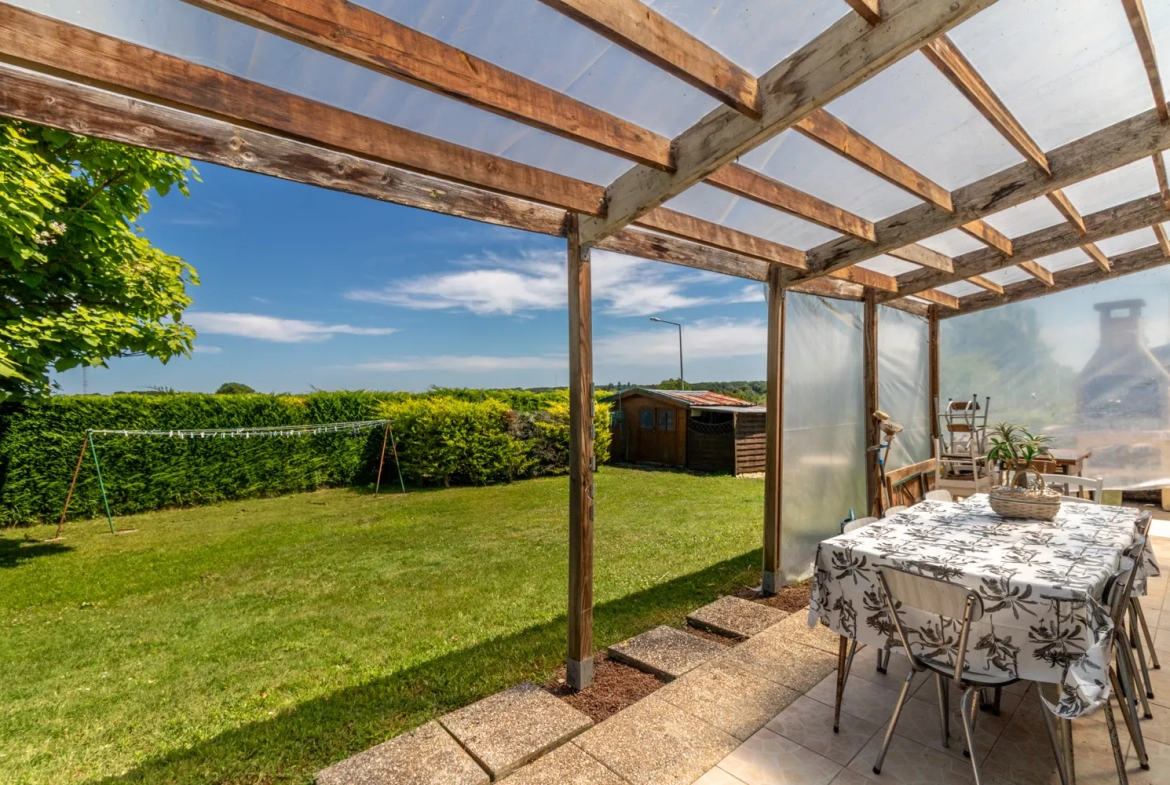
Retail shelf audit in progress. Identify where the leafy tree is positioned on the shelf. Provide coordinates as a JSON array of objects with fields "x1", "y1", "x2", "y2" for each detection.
[
  {"x1": 216, "y1": 382, "x2": 256, "y2": 395},
  {"x1": 0, "y1": 121, "x2": 199, "y2": 400}
]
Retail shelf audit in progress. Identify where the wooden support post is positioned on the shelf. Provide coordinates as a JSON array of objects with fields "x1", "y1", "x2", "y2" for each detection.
[
  {"x1": 762, "y1": 268, "x2": 786, "y2": 595},
  {"x1": 928, "y1": 305, "x2": 940, "y2": 455},
  {"x1": 864, "y1": 291, "x2": 881, "y2": 517},
  {"x1": 566, "y1": 214, "x2": 595, "y2": 690}
]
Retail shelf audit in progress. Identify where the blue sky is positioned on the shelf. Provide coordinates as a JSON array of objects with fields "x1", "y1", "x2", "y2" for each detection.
[{"x1": 54, "y1": 163, "x2": 770, "y2": 395}]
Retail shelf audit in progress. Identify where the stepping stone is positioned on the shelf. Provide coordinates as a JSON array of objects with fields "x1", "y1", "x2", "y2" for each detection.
[
  {"x1": 438, "y1": 682, "x2": 592, "y2": 781},
  {"x1": 572, "y1": 694, "x2": 739, "y2": 785},
  {"x1": 315, "y1": 721, "x2": 487, "y2": 785},
  {"x1": 607, "y1": 625, "x2": 724, "y2": 679},
  {"x1": 686, "y1": 595, "x2": 789, "y2": 639},
  {"x1": 768, "y1": 609, "x2": 842, "y2": 654},
  {"x1": 499, "y1": 743, "x2": 624, "y2": 785},
  {"x1": 724, "y1": 625, "x2": 839, "y2": 693},
  {"x1": 654, "y1": 657, "x2": 801, "y2": 741}
]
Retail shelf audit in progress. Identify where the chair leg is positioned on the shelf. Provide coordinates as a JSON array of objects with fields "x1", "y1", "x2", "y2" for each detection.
[
  {"x1": 1060, "y1": 718, "x2": 1075, "y2": 785},
  {"x1": 934, "y1": 673, "x2": 950, "y2": 748},
  {"x1": 1111, "y1": 664, "x2": 1149, "y2": 771},
  {"x1": 959, "y1": 686, "x2": 983, "y2": 785},
  {"x1": 834, "y1": 637, "x2": 857, "y2": 734},
  {"x1": 1119, "y1": 627, "x2": 1153, "y2": 720},
  {"x1": 873, "y1": 669, "x2": 915, "y2": 775},
  {"x1": 1130, "y1": 604, "x2": 1155, "y2": 700},
  {"x1": 876, "y1": 646, "x2": 889, "y2": 675},
  {"x1": 1132, "y1": 597, "x2": 1161, "y2": 670},
  {"x1": 1102, "y1": 698, "x2": 1130, "y2": 785},
  {"x1": 1041, "y1": 687, "x2": 1071, "y2": 785}
]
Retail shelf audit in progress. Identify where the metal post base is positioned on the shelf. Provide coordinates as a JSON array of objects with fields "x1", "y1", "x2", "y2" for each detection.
[
  {"x1": 567, "y1": 657, "x2": 594, "y2": 691},
  {"x1": 762, "y1": 570, "x2": 779, "y2": 596}
]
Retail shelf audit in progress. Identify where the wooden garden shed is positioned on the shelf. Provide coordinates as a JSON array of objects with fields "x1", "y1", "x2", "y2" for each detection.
[{"x1": 608, "y1": 389, "x2": 766, "y2": 475}]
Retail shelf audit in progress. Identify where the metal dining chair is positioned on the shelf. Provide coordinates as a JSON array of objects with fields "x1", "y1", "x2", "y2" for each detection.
[
  {"x1": 1124, "y1": 512, "x2": 1160, "y2": 708},
  {"x1": 1035, "y1": 473, "x2": 1104, "y2": 503},
  {"x1": 924, "y1": 489, "x2": 953, "y2": 502},
  {"x1": 1102, "y1": 547, "x2": 1149, "y2": 776},
  {"x1": 871, "y1": 565, "x2": 1041, "y2": 785}
]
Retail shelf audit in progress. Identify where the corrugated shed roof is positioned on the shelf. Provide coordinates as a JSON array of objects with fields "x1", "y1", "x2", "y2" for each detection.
[{"x1": 612, "y1": 388, "x2": 757, "y2": 408}]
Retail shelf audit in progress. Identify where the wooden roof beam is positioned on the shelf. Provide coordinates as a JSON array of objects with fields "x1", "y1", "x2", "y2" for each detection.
[
  {"x1": 845, "y1": 0, "x2": 883, "y2": 25},
  {"x1": 535, "y1": 0, "x2": 760, "y2": 117},
  {"x1": 1016, "y1": 260, "x2": 1054, "y2": 286},
  {"x1": 1047, "y1": 189, "x2": 1087, "y2": 234},
  {"x1": 829, "y1": 266, "x2": 898, "y2": 292},
  {"x1": 914, "y1": 288, "x2": 960, "y2": 309},
  {"x1": 793, "y1": 106, "x2": 1170, "y2": 281},
  {"x1": 946, "y1": 242, "x2": 1170, "y2": 316},
  {"x1": 574, "y1": 0, "x2": 1000, "y2": 246},
  {"x1": 1121, "y1": 0, "x2": 1168, "y2": 122},
  {"x1": 883, "y1": 193, "x2": 1170, "y2": 298},
  {"x1": 1081, "y1": 243, "x2": 1112, "y2": 272},
  {"x1": 638, "y1": 208, "x2": 806, "y2": 269},
  {"x1": 183, "y1": 0, "x2": 673, "y2": 169},
  {"x1": 966, "y1": 275, "x2": 1004, "y2": 294},
  {"x1": 1154, "y1": 224, "x2": 1170, "y2": 257},
  {"x1": 888, "y1": 244, "x2": 953, "y2": 272},
  {"x1": 922, "y1": 34, "x2": 1049, "y2": 174},
  {"x1": 1155, "y1": 153, "x2": 1170, "y2": 208},
  {"x1": 705, "y1": 165, "x2": 876, "y2": 241},
  {"x1": 959, "y1": 219, "x2": 1013, "y2": 256}
]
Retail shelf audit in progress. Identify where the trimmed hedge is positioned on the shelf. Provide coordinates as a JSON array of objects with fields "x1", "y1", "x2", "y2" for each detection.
[{"x1": 0, "y1": 390, "x2": 611, "y2": 524}]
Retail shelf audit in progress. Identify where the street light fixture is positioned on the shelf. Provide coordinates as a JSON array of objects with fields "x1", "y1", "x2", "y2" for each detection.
[{"x1": 649, "y1": 317, "x2": 684, "y2": 391}]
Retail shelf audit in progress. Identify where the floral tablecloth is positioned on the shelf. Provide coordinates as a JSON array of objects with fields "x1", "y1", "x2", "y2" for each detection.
[{"x1": 808, "y1": 495, "x2": 1159, "y2": 718}]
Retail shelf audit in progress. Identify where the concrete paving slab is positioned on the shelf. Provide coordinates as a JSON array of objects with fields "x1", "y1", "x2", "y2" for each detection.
[
  {"x1": 498, "y1": 743, "x2": 625, "y2": 785},
  {"x1": 767, "y1": 610, "x2": 842, "y2": 654},
  {"x1": 572, "y1": 695, "x2": 739, "y2": 785},
  {"x1": 315, "y1": 721, "x2": 488, "y2": 785},
  {"x1": 686, "y1": 596, "x2": 789, "y2": 639},
  {"x1": 438, "y1": 682, "x2": 592, "y2": 781},
  {"x1": 723, "y1": 625, "x2": 839, "y2": 693},
  {"x1": 654, "y1": 657, "x2": 800, "y2": 740},
  {"x1": 607, "y1": 625, "x2": 724, "y2": 679}
]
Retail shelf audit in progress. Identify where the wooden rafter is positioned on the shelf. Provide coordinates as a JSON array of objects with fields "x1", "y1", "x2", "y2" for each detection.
[
  {"x1": 946, "y1": 243, "x2": 1170, "y2": 316},
  {"x1": 794, "y1": 109, "x2": 952, "y2": 211},
  {"x1": 795, "y1": 106, "x2": 1170, "y2": 280},
  {"x1": 1046, "y1": 190, "x2": 1087, "y2": 234},
  {"x1": 535, "y1": 0, "x2": 760, "y2": 117},
  {"x1": 959, "y1": 219, "x2": 1013, "y2": 256},
  {"x1": 884, "y1": 193, "x2": 1170, "y2": 298},
  {"x1": 845, "y1": 0, "x2": 883, "y2": 25},
  {"x1": 1120, "y1": 0, "x2": 1168, "y2": 122},
  {"x1": 706, "y1": 165, "x2": 876, "y2": 241},
  {"x1": 922, "y1": 34, "x2": 1049, "y2": 174},
  {"x1": 1081, "y1": 243, "x2": 1112, "y2": 272},
  {"x1": 1154, "y1": 224, "x2": 1170, "y2": 257},
  {"x1": 914, "y1": 288, "x2": 960, "y2": 309},
  {"x1": 183, "y1": 0, "x2": 673, "y2": 169},
  {"x1": 638, "y1": 209, "x2": 805, "y2": 268},
  {"x1": 1155, "y1": 153, "x2": 1170, "y2": 208},
  {"x1": 966, "y1": 275, "x2": 1004, "y2": 294},
  {"x1": 574, "y1": 0, "x2": 1000, "y2": 246},
  {"x1": 1016, "y1": 260, "x2": 1054, "y2": 286},
  {"x1": 888, "y1": 244, "x2": 954, "y2": 272},
  {"x1": 830, "y1": 266, "x2": 898, "y2": 292}
]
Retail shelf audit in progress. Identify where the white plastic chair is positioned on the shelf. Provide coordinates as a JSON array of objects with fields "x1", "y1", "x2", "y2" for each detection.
[
  {"x1": 924, "y1": 489, "x2": 953, "y2": 502},
  {"x1": 1034, "y1": 473, "x2": 1104, "y2": 503},
  {"x1": 842, "y1": 516, "x2": 879, "y2": 534},
  {"x1": 934, "y1": 438, "x2": 991, "y2": 499},
  {"x1": 883, "y1": 505, "x2": 908, "y2": 517}
]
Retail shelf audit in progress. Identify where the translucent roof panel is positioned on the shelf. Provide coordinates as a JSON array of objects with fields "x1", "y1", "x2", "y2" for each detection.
[
  {"x1": 1096, "y1": 228, "x2": 1159, "y2": 257},
  {"x1": 948, "y1": 0, "x2": 1154, "y2": 151},
  {"x1": 983, "y1": 266, "x2": 1036, "y2": 286},
  {"x1": 982, "y1": 196, "x2": 1066, "y2": 238},
  {"x1": 823, "y1": 50, "x2": 1024, "y2": 191},
  {"x1": 663, "y1": 183, "x2": 840, "y2": 251},
  {"x1": 857, "y1": 256, "x2": 919, "y2": 277},
  {"x1": 1039, "y1": 248, "x2": 1095, "y2": 273},
  {"x1": 739, "y1": 131, "x2": 923, "y2": 221},
  {"x1": 939, "y1": 281, "x2": 983, "y2": 298},
  {"x1": 1061, "y1": 159, "x2": 1159, "y2": 216},
  {"x1": 918, "y1": 229, "x2": 988, "y2": 257}
]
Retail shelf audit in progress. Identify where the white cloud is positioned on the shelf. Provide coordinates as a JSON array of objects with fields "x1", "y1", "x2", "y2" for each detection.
[
  {"x1": 345, "y1": 249, "x2": 753, "y2": 317},
  {"x1": 352, "y1": 355, "x2": 565, "y2": 372},
  {"x1": 193, "y1": 345, "x2": 222, "y2": 355},
  {"x1": 596, "y1": 318, "x2": 767, "y2": 365},
  {"x1": 185, "y1": 312, "x2": 397, "y2": 343}
]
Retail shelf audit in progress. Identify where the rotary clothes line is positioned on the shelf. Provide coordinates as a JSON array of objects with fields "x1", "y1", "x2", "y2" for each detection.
[{"x1": 55, "y1": 420, "x2": 404, "y2": 537}]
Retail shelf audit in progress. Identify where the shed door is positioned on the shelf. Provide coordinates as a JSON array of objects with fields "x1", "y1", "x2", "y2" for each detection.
[{"x1": 655, "y1": 407, "x2": 681, "y2": 466}]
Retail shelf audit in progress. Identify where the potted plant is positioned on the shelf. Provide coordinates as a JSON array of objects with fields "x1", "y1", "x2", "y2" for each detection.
[{"x1": 985, "y1": 422, "x2": 1060, "y2": 520}]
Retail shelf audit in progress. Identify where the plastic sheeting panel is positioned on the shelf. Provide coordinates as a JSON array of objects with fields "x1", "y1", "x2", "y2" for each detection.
[
  {"x1": 781, "y1": 293, "x2": 866, "y2": 582},
  {"x1": 879, "y1": 307, "x2": 931, "y2": 469},
  {"x1": 941, "y1": 266, "x2": 1170, "y2": 490}
]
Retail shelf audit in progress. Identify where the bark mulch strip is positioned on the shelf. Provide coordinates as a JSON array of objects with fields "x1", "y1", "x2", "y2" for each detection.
[
  {"x1": 545, "y1": 654, "x2": 666, "y2": 724},
  {"x1": 734, "y1": 581, "x2": 811, "y2": 614},
  {"x1": 684, "y1": 626, "x2": 738, "y2": 646}
]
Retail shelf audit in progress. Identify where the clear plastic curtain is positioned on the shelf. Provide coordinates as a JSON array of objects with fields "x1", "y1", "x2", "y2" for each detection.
[
  {"x1": 941, "y1": 267, "x2": 1170, "y2": 490},
  {"x1": 781, "y1": 293, "x2": 866, "y2": 582},
  {"x1": 878, "y1": 306, "x2": 931, "y2": 468}
]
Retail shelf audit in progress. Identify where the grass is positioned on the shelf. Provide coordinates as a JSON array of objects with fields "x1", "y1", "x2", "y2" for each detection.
[{"x1": 0, "y1": 467, "x2": 763, "y2": 784}]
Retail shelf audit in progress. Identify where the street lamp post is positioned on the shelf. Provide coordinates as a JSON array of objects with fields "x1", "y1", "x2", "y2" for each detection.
[{"x1": 649, "y1": 317, "x2": 684, "y2": 390}]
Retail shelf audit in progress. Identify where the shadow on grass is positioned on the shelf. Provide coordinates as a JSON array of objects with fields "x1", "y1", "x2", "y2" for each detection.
[
  {"x1": 93, "y1": 549, "x2": 761, "y2": 785},
  {"x1": 0, "y1": 537, "x2": 72, "y2": 568}
]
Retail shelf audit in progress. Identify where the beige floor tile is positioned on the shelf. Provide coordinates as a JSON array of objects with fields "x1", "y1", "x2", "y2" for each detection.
[
  {"x1": 846, "y1": 731, "x2": 975, "y2": 785},
  {"x1": 842, "y1": 647, "x2": 925, "y2": 695},
  {"x1": 1122, "y1": 736, "x2": 1170, "y2": 785},
  {"x1": 766, "y1": 614, "x2": 843, "y2": 655},
  {"x1": 981, "y1": 704, "x2": 1127, "y2": 785},
  {"x1": 717, "y1": 728, "x2": 843, "y2": 785},
  {"x1": 655, "y1": 658, "x2": 801, "y2": 741},
  {"x1": 724, "y1": 632, "x2": 839, "y2": 694},
  {"x1": 885, "y1": 693, "x2": 1004, "y2": 763},
  {"x1": 692, "y1": 767, "x2": 749, "y2": 785},
  {"x1": 765, "y1": 695, "x2": 880, "y2": 765},
  {"x1": 805, "y1": 672, "x2": 905, "y2": 728},
  {"x1": 827, "y1": 770, "x2": 873, "y2": 785}
]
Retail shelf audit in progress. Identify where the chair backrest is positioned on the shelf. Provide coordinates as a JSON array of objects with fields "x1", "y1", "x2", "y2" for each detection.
[
  {"x1": 884, "y1": 505, "x2": 909, "y2": 517},
  {"x1": 924, "y1": 489, "x2": 953, "y2": 502},
  {"x1": 1101, "y1": 554, "x2": 1138, "y2": 628},
  {"x1": 1035, "y1": 473, "x2": 1104, "y2": 503},
  {"x1": 1135, "y1": 510, "x2": 1153, "y2": 537},
  {"x1": 842, "y1": 516, "x2": 879, "y2": 534},
  {"x1": 876, "y1": 566, "x2": 984, "y2": 684}
]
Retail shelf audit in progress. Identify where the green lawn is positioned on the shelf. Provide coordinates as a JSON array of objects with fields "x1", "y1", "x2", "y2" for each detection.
[{"x1": 0, "y1": 467, "x2": 763, "y2": 784}]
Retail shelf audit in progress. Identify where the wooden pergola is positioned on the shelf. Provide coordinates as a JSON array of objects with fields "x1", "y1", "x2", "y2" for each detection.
[{"x1": 3, "y1": 0, "x2": 1168, "y2": 689}]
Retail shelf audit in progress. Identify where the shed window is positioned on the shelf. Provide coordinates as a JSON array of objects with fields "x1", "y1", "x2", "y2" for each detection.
[
  {"x1": 639, "y1": 410, "x2": 654, "y2": 430},
  {"x1": 658, "y1": 409, "x2": 675, "y2": 431}
]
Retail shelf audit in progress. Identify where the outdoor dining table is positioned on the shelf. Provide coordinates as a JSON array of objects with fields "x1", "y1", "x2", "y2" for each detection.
[{"x1": 808, "y1": 494, "x2": 1160, "y2": 719}]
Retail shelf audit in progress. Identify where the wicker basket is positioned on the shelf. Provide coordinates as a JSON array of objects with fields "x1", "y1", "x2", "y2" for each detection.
[{"x1": 989, "y1": 469, "x2": 1061, "y2": 520}]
